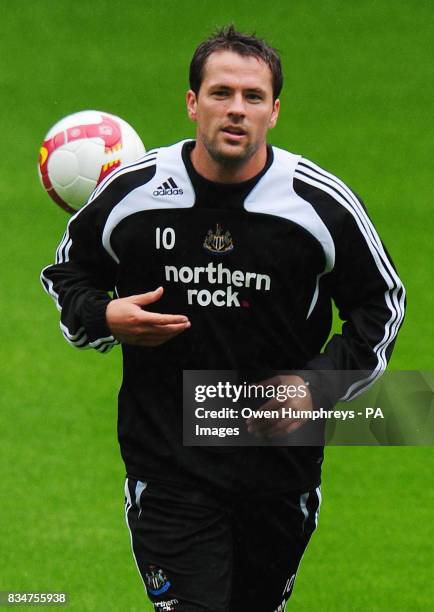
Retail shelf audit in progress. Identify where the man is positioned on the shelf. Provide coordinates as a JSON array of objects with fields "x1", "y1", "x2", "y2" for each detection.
[{"x1": 41, "y1": 26, "x2": 405, "y2": 612}]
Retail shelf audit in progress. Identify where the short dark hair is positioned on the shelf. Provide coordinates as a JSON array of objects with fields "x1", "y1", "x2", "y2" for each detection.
[{"x1": 189, "y1": 25, "x2": 283, "y2": 101}]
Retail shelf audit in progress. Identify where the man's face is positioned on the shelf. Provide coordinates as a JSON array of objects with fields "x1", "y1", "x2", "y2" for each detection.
[{"x1": 186, "y1": 50, "x2": 280, "y2": 166}]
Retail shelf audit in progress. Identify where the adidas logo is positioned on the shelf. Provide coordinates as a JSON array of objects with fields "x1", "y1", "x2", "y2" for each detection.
[{"x1": 153, "y1": 177, "x2": 183, "y2": 196}]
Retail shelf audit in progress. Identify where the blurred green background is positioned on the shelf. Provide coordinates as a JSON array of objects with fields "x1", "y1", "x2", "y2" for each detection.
[{"x1": 0, "y1": 0, "x2": 433, "y2": 609}]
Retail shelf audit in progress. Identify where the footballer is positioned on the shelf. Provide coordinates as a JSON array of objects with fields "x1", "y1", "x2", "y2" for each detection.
[{"x1": 41, "y1": 26, "x2": 405, "y2": 611}]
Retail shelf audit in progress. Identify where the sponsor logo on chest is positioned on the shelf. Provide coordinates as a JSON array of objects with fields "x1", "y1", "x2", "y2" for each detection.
[
  {"x1": 156, "y1": 223, "x2": 271, "y2": 307},
  {"x1": 165, "y1": 261, "x2": 270, "y2": 307}
]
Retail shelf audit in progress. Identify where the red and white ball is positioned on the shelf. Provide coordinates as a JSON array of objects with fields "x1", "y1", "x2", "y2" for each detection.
[{"x1": 38, "y1": 110, "x2": 145, "y2": 213}]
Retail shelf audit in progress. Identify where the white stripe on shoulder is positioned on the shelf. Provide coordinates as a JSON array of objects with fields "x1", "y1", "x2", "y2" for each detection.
[
  {"x1": 245, "y1": 146, "x2": 335, "y2": 273},
  {"x1": 101, "y1": 140, "x2": 196, "y2": 263}
]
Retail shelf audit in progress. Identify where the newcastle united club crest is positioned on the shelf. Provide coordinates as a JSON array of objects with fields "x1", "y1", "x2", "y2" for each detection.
[
  {"x1": 145, "y1": 565, "x2": 171, "y2": 596},
  {"x1": 203, "y1": 223, "x2": 234, "y2": 254}
]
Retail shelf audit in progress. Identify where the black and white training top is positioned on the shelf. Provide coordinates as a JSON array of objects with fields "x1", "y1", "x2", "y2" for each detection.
[{"x1": 41, "y1": 140, "x2": 405, "y2": 494}]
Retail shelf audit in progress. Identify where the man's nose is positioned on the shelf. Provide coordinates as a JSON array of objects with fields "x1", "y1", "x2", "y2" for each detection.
[{"x1": 227, "y1": 93, "x2": 246, "y2": 117}]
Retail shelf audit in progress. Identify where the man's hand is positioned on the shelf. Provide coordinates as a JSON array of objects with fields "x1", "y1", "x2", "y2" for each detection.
[
  {"x1": 106, "y1": 286, "x2": 191, "y2": 346},
  {"x1": 246, "y1": 375, "x2": 313, "y2": 438}
]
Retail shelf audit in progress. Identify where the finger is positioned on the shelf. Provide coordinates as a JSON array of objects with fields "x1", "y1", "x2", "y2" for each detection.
[
  {"x1": 128, "y1": 322, "x2": 190, "y2": 337},
  {"x1": 124, "y1": 287, "x2": 165, "y2": 306},
  {"x1": 140, "y1": 311, "x2": 190, "y2": 325},
  {"x1": 150, "y1": 322, "x2": 191, "y2": 335}
]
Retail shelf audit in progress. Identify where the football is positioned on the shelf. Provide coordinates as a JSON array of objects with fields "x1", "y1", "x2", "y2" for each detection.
[{"x1": 38, "y1": 110, "x2": 146, "y2": 213}]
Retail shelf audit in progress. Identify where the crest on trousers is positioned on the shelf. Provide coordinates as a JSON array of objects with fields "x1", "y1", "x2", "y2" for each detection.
[
  {"x1": 144, "y1": 566, "x2": 171, "y2": 596},
  {"x1": 203, "y1": 223, "x2": 234, "y2": 254}
]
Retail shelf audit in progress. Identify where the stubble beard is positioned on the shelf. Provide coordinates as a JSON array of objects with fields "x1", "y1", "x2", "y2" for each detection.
[{"x1": 201, "y1": 132, "x2": 259, "y2": 169}]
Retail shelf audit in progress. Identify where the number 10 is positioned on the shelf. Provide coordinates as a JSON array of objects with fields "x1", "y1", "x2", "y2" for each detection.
[{"x1": 155, "y1": 227, "x2": 175, "y2": 250}]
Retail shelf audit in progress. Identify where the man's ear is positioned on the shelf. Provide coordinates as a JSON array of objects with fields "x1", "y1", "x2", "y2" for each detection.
[
  {"x1": 269, "y1": 98, "x2": 280, "y2": 129},
  {"x1": 186, "y1": 90, "x2": 198, "y2": 122}
]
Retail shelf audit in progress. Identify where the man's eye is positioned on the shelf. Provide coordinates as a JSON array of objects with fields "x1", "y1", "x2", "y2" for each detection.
[
  {"x1": 246, "y1": 93, "x2": 262, "y2": 101},
  {"x1": 212, "y1": 90, "x2": 228, "y2": 97}
]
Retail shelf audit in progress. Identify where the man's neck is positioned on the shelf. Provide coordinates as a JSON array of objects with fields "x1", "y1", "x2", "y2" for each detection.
[{"x1": 190, "y1": 140, "x2": 268, "y2": 183}]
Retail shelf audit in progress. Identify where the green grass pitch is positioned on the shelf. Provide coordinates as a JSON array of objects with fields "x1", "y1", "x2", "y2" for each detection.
[{"x1": 0, "y1": 0, "x2": 432, "y2": 609}]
